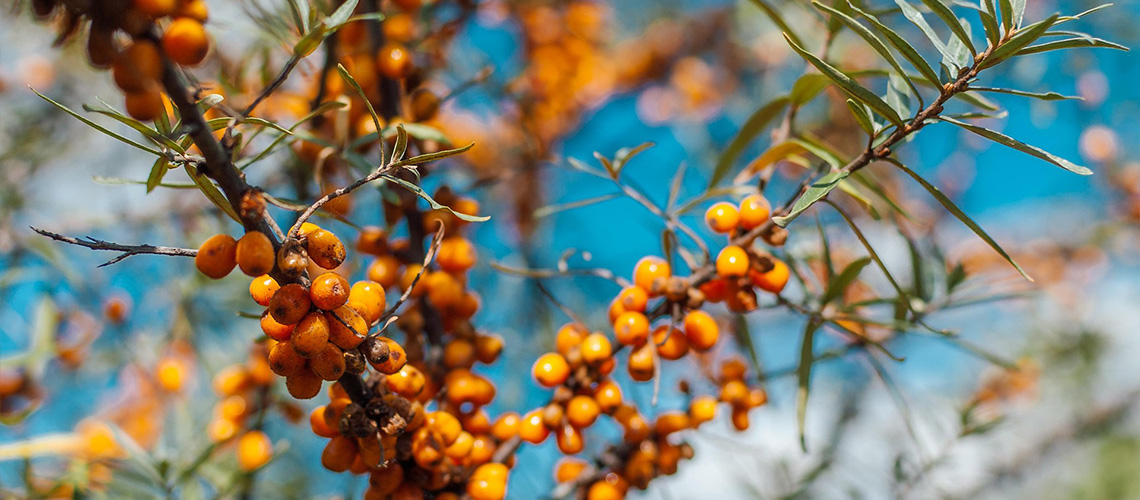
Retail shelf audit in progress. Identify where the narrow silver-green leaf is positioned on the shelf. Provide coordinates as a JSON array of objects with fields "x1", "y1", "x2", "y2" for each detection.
[
  {"x1": 796, "y1": 318, "x2": 824, "y2": 451},
  {"x1": 814, "y1": 1, "x2": 922, "y2": 99},
  {"x1": 383, "y1": 175, "x2": 490, "y2": 222},
  {"x1": 887, "y1": 158, "x2": 1033, "y2": 281},
  {"x1": 983, "y1": 14, "x2": 1059, "y2": 67},
  {"x1": 940, "y1": 116, "x2": 1091, "y2": 175},
  {"x1": 709, "y1": 96, "x2": 789, "y2": 188},
  {"x1": 822, "y1": 257, "x2": 873, "y2": 304},
  {"x1": 185, "y1": 165, "x2": 242, "y2": 223},
  {"x1": 748, "y1": 0, "x2": 804, "y2": 48},
  {"x1": 920, "y1": 0, "x2": 977, "y2": 54},
  {"x1": 849, "y1": 2, "x2": 943, "y2": 91},
  {"x1": 978, "y1": 0, "x2": 1001, "y2": 45},
  {"x1": 998, "y1": 0, "x2": 1013, "y2": 31},
  {"x1": 784, "y1": 34, "x2": 905, "y2": 126},
  {"x1": 145, "y1": 157, "x2": 170, "y2": 193},
  {"x1": 969, "y1": 87, "x2": 1081, "y2": 100},
  {"x1": 33, "y1": 89, "x2": 163, "y2": 156},
  {"x1": 774, "y1": 169, "x2": 852, "y2": 227},
  {"x1": 846, "y1": 99, "x2": 875, "y2": 135},
  {"x1": 1015, "y1": 36, "x2": 1128, "y2": 55},
  {"x1": 895, "y1": 0, "x2": 954, "y2": 63}
]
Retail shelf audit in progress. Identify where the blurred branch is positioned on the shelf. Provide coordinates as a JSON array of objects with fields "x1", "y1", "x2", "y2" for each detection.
[{"x1": 30, "y1": 227, "x2": 196, "y2": 267}]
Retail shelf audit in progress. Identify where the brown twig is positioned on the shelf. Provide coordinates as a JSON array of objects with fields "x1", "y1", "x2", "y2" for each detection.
[{"x1": 30, "y1": 227, "x2": 196, "y2": 267}]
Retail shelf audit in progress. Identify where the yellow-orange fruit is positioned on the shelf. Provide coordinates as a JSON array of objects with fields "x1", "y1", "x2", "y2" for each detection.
[
  {"x1": 715, "y1": 245, "x2": 750, "y2": 278},
  {"x1": 387, "y1": 365, "x2": 426, "y2": 398},
  {"x1": 443, "y1": 338, "x2": 476, "y2": 369},
  {"x1": 310, "y1": 342, "x2": 345, "y2": 381},
  {"x1": 367, "y1": 255, "x2": 402, "y2": 288},
  {"x1": 532, "y1": 352, "x2": 570, "y2": 387},
  {"x1": 555, "y1": 458, "x2": 589, "y2": 483},
  {"x1": 613, "y1": 311, "x2": 649, "y2": 346},
  {"x1": 632, "y1": 257, "x2": 670, "y2": 294},
  {"x1": 177, "y1": 0, "x2": 209, "y2": 21},
  {"x1": 134, "y1": 0, "x2": 175, "y2": 17},
  {"x1": 587, "y1": 479, "x2": 625, "y2": 500},
  {"x1": 310, "y1": 406, "x2": 339, "y2": 438},
  {"x1": 683, "y1": 310, "x2": 719, "y2": 351},
  {"x1": 327, "y1": 306, "x2": 367, "y2": 350},
  {"x1": 285, "y1": 366, "x2": 322, "y2": 399},
  {"x1": 566, "y1": 395, "x2": 601, "y2": 428},
  {"x1": 347, "y1": 281, "x2": 386, "y2": 325},
  {"x1": 260, "y1": 310, "x2": 295, "y2": 341},
  {"x1": 268, "y1": 283, "x2": 311, "y2": 325},
  {"x1": 305, "y1": 229, "x2": 346, "y2": 270},
  {"x1": 162, "y1": 18, "x2": 210, "y2": 66},
  {"x1": 556, "y1": 425, "x2": 585, "y2": 454},
  {"x1": 555, "y1": 323, "x2": 587, "y2": 355},
  {"x1": 738, "y1": 194, "x2": 771, "y2": 229},
  {"x1": 689, "y1": 395, "x2": 718, "y2": 425},
  {"x1": 371, "y1": 337, "x2": 406, "y2": 374},
  {"x1": 491, "y1": 412, "x2": 520, "y2": 441},
  {"x1": 437, "y1": 237, "x2": 477, "y2": 273},
  {"x1": 249, "y1": 274, "x2": 279, "y2": 306},
  {"x1": 195, "y1": 234, "x2": 236, "y2": 279},
  {"x1": 112, "y1": 41, "x2": 162, "y2": 92},
  {"x1": 518, "y1": 410, "x2": 549, "y2": 444},
  {"x1": 236, "y1": 431, "x2": 272, "y2": 471},
  {"x1": 467, "y1": 463, "x2": 508, "y2": 500},
  {"x1": 310, "y1": 272, "x2": 350, "y2": 311},
  {"x1": 653, "y1": 325, "x2": 689, "y2": 360},
  {"x1": 234, "y1": 232, "x2": 274, "y2": 276},
  {"x1": 376, "y1": 42, "x2": 413, "y2": 79},
  {"x1": 124, "y1": 88, "x2": 165, "y2": 121},
  {"x1": 593, "y1": 380, "x2": 623, "y2": 413},
  {"x1": 731, "y1": 407, "x2": 750, "y2": 430},
  {"x1": 268, "y1": 341, "x2": 305, "y2": 376},
  {"x1": 627, "y1": 344, "x2": 655, "y2": 382},
  {"x1": 580, "y1": 333, "x2": 613, "y2": 365},
  {"x1": 322, "y1": 435, "x2": 358, "y2": 473},
  {"x1": 705, "y1": 202, "x2": 740, "y2": 233},
  {"x1": 290, "y1": 313, "x2": 330, "y2": 357},
  {"x1": 356, "y1": 226, "x2": 388, "y2": 255},
  {"x1": 655, "y1": 411, "x2": 690, "y2": 436},
  {"x1": 750, "y1": 258, "x2": 789, "y2": 294}
]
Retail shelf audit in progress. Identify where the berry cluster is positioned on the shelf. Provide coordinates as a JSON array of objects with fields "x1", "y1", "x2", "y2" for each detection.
[{"x1": 703, "y1": 194, "x2": 791, "y2": 312}]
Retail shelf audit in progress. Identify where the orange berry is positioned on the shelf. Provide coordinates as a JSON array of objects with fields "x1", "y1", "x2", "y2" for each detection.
[
  {"x1": 593, "y1": 380, "x2": 623, "y2": 413},
  {"x1": 377, "y1": 42, "x2": 413, "y2": 79},
  {"x1": 682, "y1": 310, "x2": 719, "y2": 351},
  {"x1": 622, "y1": 413, "x2": 651, "y2": 443},
  {"x1": 310, "y1": 406, "x2": 338, "y2": 438},
  {"x1": 347, "y1": 281, "x2": 386, "y2": 325},
  {"x1": 134, "y1": 0, "x2": 175, "y2": 17},
  {"x1": 699, "y1": 278, "x2": 731, "y2": 303},
  {"x1": 719, "y1": 379, "x2": 750, "y2": 407},
  {"x1": 268, "y1": 283, "x2": 311, "y2": 325},
  {"x1": 689, "y1": 395, "x2": 717, "y2": 425},
  {"x1": 112, "y1": 41, "x2": 162, "y2": 92},
  {"x1": 437, "y1": 237, "x2": 477, "y2": 273},
  {"x1": 738, "y1": 194, "x2": 771, "y2": 230},
  {"x1": 654, "y1": 411, "x2": 690, "y2": 436},
  {"x1": 555, "y1": 457, "x2": 589, "y2": 483},
  {"x1": 587, "y1": 480, "x2": 625, "y2": 500},
  {"x1": 491, "y1": 412, "x2": 520, "y2": 441},
  {"x1": 327, "y1": 306, "x2": 367, "y2": 350},
  {"x1": 310, "y1": 342, "x2": 345, "y2": 381},
  {"x1": 356, "y1": 226, "x2": 388, "y2": 255},
  {"x1": 750, "y1": 258, "x2": 789, "y2": 294},
  {"x1": 615, "y1": 286, "x2": 648, "y2": 312},
  {"x1": 518, "y1": 409, "x2": 549, "y2": 444},
  {"x1": 249, "y1": 274, "x2": 279, "y2": 306},
  {"x1": 474, "y1": 334, "x2": 504, "y2": 364},
  {"x1": 268, "y1": 341, "x2": 305, "y2": 376},
  {"x1": 721, "y1": 358, "x2": 748, "y2": 381},
  {"x1": 399, "y1": 264, "x2": 426, "y2": 298},
  {"x1": 305, "y1": 229, "x2": 346, "y2": 270},
  {"x1": 367, "y1": 255, "x2": 402, "y2": 288},
  {"x1": 176, "y1": 0, "x2": 208, "y2": 21},
  {"x1": 566, "y1": 395, "x2": 601, "y2": 428},
  {"x1": 715, "y1": 245, "x2": 749, "y2": 278},
  {"x1": 290, "y1": 312, "x2": 329, "y2": 357},
  {"x1": 236, "y1": 431, "x2": 273, "y2": 471},
  {"x1": 426, "y1": 411, "x2": 462, "y2": 445},
  {"x1": 260, "y1": 310, "x2": 294, "y2": 341},
  {"x1": 443, "y1": 338, "x2": 476, "y2": 369},
  {"x1": 467, "y1": 463, "x2": 508, "y2": 500},
  {"x1": 208, "y1": 417, "x2": 237, "y2": 442},
  {"x1": 195, "y1": 234, "x2": 236, "y2": 279},
  {"x1": 162, "y1": 18, "x2": 210, "y2": 66},
  {"x1": 310, "y1": 272, "x2": 350, "y2": 311},
  {"x1": 653, "y1": 325, "x2": 689, "y2": 360},
  {"x1": 213, "y1": 365, "x2": 248, "y2": 396},
  {"x1": 285, "y1": 366, "x2": 322, "y2": 399},
  {"x1": 613, "y1": 311, "x2": 649, "y2": 346},
  {"x1": 155, "y1": 357, "x2": 186, "y2": 392},
  {"x1": 704, "y1": 202, "x2": 740, "y2": 233},
  {"x1": 555, "y1": 323, "x2": 587, "y2": 355},
  {"x1": 627, "y1": 344, "x2": 655, "y2": 382},
  {"x1": 731, "y1": 407, "x2": 750, "y2": 431},
  {"x1": 632, "y1": 257, "x2": 670, "y2": 294},
  {"x1": 749, "y1": 388, "x2": 768, "y2": 407},
  {"x1": 556, "y1": 425, "x2": 585, "y2": 454},
  {"x1": 387, "y1": 364, "x2": 426, "y2": 398},
  {"x1": 235, "y1": 232, "x2": 275, "y2": 277},
  {"x1": 371, "y1": 337, "x2": 406, "y2": 374},
  {"x1": 532, "y1": 352, "x2": 570, "y2": 387},
  {"x1": 580, "y1": 333, "x2": 613, "y2": 365},
  {"x1": 322, "y1": 435, "x2": 358, "y2": 473}
]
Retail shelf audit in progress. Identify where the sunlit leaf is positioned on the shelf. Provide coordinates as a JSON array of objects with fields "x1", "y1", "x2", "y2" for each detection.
[
  {"x1": 939, "y1": 116, "x2": 1091, "y2": 175},
  {"x1": 784, "y1": 34, "x2": 905, "y2": 126},
  {"x1": 709, "y1": 96, "x2": 789, "y2": 188}
]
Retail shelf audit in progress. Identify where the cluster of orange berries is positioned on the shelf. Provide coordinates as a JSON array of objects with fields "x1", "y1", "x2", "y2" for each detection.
[
  {"x1": 32, "y1": 0, "x2": 211, "y2": 121},
  {"x1": 703, "y1": 194, "x2": 791, "y2": 312}
]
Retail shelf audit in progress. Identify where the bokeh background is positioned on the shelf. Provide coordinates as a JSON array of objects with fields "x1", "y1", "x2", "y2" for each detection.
[{"x1": 2, "y1": 0, "x2": 1139, "y2": 498}]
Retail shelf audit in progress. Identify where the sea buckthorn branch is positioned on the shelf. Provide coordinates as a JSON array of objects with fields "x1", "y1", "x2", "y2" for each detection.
[{"x1": 29, "y1": 227, "x2": 197, "y2": 267}]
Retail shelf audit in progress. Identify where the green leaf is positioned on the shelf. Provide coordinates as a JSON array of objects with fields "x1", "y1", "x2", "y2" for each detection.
[
  {"x1": 813, "y1": 2, "x2": 922, "y2": 101},
  {"x1": 920, "y1": 0, "x2": 977, "y2": 54},
  {"x1": 184, "y1": 165, "x2": 242, "y2": 223},
  {"x1": 1015, "y1": 36, "x2": 1128, "y2": 55},
  {"x1": 942, "y1": 18, "x2": 974, "y2": 71},
  {"x1": 613, "y1": 142, "x2": 654, "y2": 178},
  {"x1": 998, "y1": 0, "x2": 1014, "y2": 31},
  {"x1": 92, "y1": 176, "x2": 196, "y2": 188},
  {"x1": 969, "y1": 87, "x2": 1081, "y2": 100},
  {"x1": 822, "y1": 257, "x2": 872, "y2": 304},
  {"x1": 846, "y1": 99, "x2": 875, "y2": 135},
  {"x1": 939, "y1": 116, "x2": 1091, "y2": 175},
  {"x1": 533, "y1": 193, "x2": 622, "y2": 219},
  {"x1": 392, "y1": 142, "x2": 475, "y2": 168},
  {"x1": 392, "y1": 125, "x2": 409, "y2": 164},
  {"x1": 895, "y1": 0, "x2": 954, "y2": 64},
  {"x1": 85, "y1": 100, "x2": 185, "y2": 153},
  {"x1": 983, "y1": 14, "x2": 1059, "y2": 67},
  {"x1": 774, "y1": 169, "x2": 852, "y2": 227},
  {"x1": 145, "y1": 157, "x2": 171, "y2": 193},
  {"x1": 849, "y1": 2, "x2": 943, "y2": 91},
  {"x1": 709, "y1": 96, "x2": 789, "y2": 188},
  {"x1": 886, "y1": 158, "x2": 1033, "y2": 281},
  {"x1": 784, "y1": 34, "x2": 905, "y2": 126},
  {"x1": 978, "y1": 0, "x2": 1001, "y2": 46},
  {"x1": 796, "y1": 318, "x2": 824, "y2": 451},
  {"x1": 383, "y1": 175, "x2": 490, "y2": 222},
  {"x1": 327, "y1": 0, "x2": 359, "y2": 27},
  {"x1": 747, "y1": 0, "x2": 805, "y2": 48},
  {"x1": 1010, "y1": 0, "x2": 1026, "y2": 27},
  {"x1": 1057, "y1": 4, "x2": 1114, "y2": 24},
  {"x1": 336, "y1": 62, "x2": 384, "y2": 161},
  {"x1": 33, "y1": 89, "x2": 163, "y2": 156}
]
